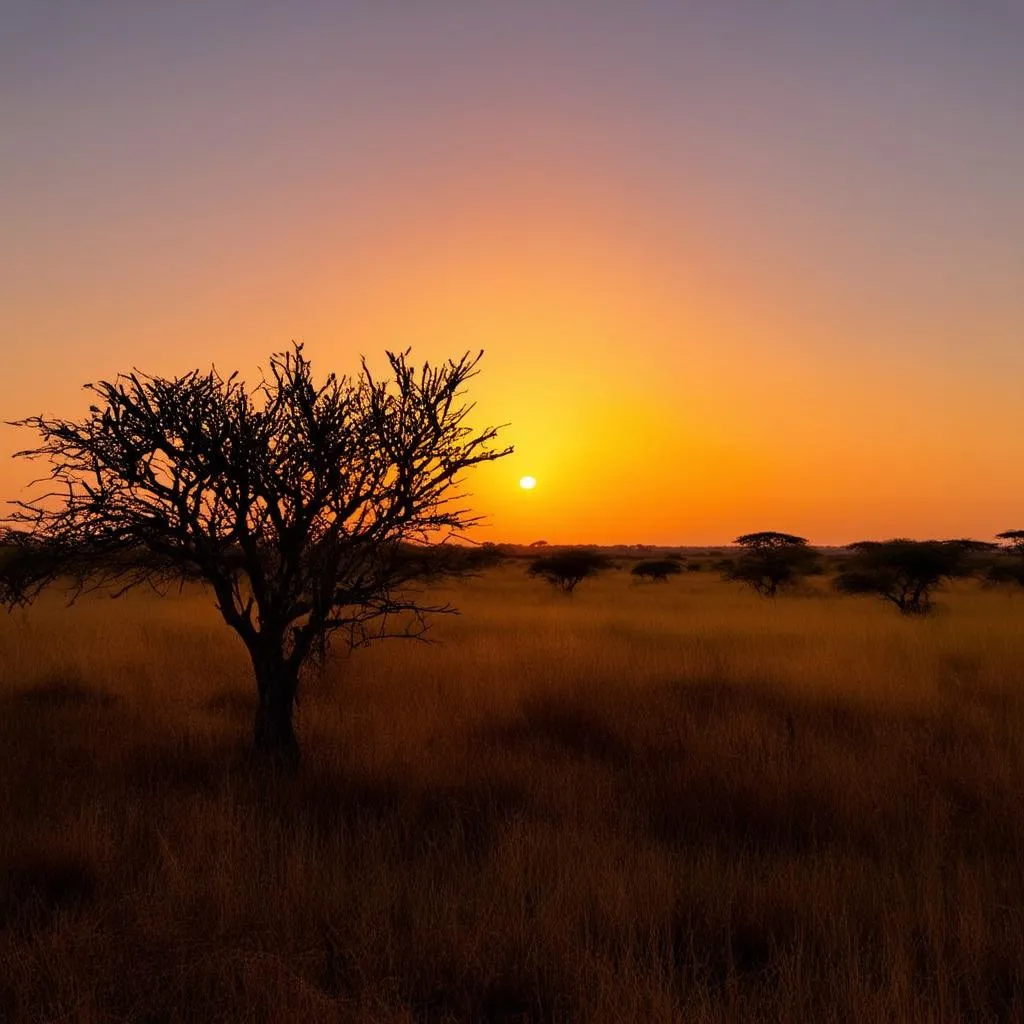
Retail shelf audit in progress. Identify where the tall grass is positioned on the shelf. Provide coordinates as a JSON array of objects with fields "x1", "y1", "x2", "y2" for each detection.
[{"x1": 2, "y1": 568, "x2": 1023, "y2": 1021}]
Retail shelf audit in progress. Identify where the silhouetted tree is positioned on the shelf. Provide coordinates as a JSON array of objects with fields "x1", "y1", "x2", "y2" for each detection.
[
  {"x1": 474, "y1": 541, "x2": 508, "y2": 566},
  {"x1": 996, "y1": 530, "x2": 1024, "y2": 556},
  {"x1": 720, "y1": 531, "x2": 820, "y2": 598},
  {"x1": 987, "y1": 530, "x2": 1024, "y2": 588},
  {"x1": 944, "y1": 538, "x2": 1000, "y2": 575},
  {"x1": 631, "y1": 559, "x2": 683, "y2": 583},
  {"x1": 528, "y1": 549, "x2": 611, "y2": 594},
  {"x1": 833, "y1": 539, "x2": 983, "y2": 615},
  {"x1": 1, "y1": 345, "x2": 511, "y2": 765}
]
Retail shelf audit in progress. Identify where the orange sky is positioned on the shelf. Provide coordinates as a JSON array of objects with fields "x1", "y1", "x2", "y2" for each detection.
[{"x1": 2, "y1": 2, "x2": 1022, "y2": 545}]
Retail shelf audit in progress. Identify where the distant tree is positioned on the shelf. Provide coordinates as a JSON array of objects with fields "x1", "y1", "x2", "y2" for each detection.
[
  {"x1": 529, "y1": 539, "x2": 549, "y2": 548},
  {"x1": 987, "y1": 530, "x2": 1024, "y2": 588},
  {"x1": 1, "y1": 345, "x2": 511, "y2": 765},
  {"x1": 631, "y1": 558, "x2": 683, "y2": 583},
  {"x1": 996, "y1": 530, "x2": 1024, "y2": 556},
  {"x1": 528, "y1": 549, "x2": 611, "y2": 594},
  {"x1": 720, "y1": 531, "x2": 820, "y2": 598},
  {"x1": 417, "y1": 542, "x2": 506, "y2": 574},
  {"x1": 943, "y1": 538, "x2": 1000, "y2": 576},
  {"x1": 833, "y1": 539, "x2": 985, "y2": 615}
]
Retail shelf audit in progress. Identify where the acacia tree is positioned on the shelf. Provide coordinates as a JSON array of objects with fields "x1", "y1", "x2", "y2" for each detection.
[
  {"x1": 2, "y1": 345, "x2": 511, "y2": 764},
  {"x1": 833, "y1": 539, "x2": 986, "y2": 615},
  {"x1": 720, "y1": 531, "x2": 820, "y2": 598},
  {"x1": 987, "y1": 530, "x2": 1024, "y2": 588},
  {"x1": 631, "y1": 558, "x2": 683, "y2": 583},
  {"x1": 997, "y1": 530, "x2": 1024, "y2": 555},
  {"x1": 527, "y1": 549, "x2": 611, "y2": 594}
]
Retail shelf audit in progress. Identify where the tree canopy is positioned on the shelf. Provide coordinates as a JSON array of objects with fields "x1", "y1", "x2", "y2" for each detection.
[{"x1": 996, "y1": 530, "x2": 1024, "y2": 556}]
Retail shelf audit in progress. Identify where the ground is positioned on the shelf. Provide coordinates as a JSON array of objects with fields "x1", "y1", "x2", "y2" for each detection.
[{"x1": 1, "y1": 567, "x2": 1023, "y2": 1022}]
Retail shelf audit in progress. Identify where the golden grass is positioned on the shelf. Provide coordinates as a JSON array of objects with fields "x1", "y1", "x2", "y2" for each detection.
[{"x1": 2, "y1": 568, "x2": 1023, "y2": 1022}]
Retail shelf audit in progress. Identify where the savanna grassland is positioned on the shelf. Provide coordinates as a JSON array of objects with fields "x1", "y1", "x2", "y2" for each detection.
[{"x1": 2, "y1": 566, "x2": 1024, "y2": 1023}]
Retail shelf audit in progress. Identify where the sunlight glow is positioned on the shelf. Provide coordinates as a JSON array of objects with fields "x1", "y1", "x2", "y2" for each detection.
[{"x1": 519, "y1": 476, "x2": 537, "y2": 490}]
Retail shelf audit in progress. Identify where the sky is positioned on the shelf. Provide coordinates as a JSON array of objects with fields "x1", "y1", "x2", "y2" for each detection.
[{"x1": 1, "y1": 0, "x2": 1022, "y2": 545}]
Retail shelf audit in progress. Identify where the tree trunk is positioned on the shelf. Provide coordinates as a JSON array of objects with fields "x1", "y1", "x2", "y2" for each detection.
[{"x1": 251, "y1": 650, "x2": 300, "y2": 769}]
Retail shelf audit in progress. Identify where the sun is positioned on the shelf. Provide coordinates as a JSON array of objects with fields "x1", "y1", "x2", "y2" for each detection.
[{"x1": 519, "y1": 475, "x2": 537, "y2": 490}]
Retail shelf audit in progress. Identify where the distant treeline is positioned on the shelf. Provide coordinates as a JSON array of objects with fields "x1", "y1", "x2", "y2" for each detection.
[
  {"x1": 509, "y1": 532, "x2": 1024, "y2": 615},
  {"x1": 4, "y1": 531, "x2": 1023, "y2": 618}
]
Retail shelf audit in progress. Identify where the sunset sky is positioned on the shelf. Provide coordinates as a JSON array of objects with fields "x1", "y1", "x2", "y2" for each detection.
[{"x1": 2, "y1": 1, "x2": 1022, "y2": 545}]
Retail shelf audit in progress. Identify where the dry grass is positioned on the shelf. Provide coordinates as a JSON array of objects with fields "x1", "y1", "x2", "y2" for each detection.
[{"x1": 2, "y1": 567, "x2": 1024, "y2": 1022}]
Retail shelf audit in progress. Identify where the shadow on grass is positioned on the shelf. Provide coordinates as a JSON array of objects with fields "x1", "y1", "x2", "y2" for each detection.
[
  {"x1": 644, "y1": 770, "x2": 849, "y2": 855},
  {"x1": 479, "y1": 691, "x2": 634, "y2": 767},
  {"x1": 667, "y1": 894, "x2": 805, "y2": 990},
  {"x1": 406, "y1": 970, "x2": 552, "y2": 1024},
  {"x1": 0, "y1": 849, "x2": 98, "y2": 931},
  {"x1": 8, "y1": 674, "x2": 118, "y2": 709},
  {"x1": 472, "y1": 678, "x2": 1024, "y2": 858}
]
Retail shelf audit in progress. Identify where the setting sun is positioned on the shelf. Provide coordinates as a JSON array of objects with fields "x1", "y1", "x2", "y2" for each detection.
[{"x1": 519, "y1": 476, "x2": 537, "y2": 490}]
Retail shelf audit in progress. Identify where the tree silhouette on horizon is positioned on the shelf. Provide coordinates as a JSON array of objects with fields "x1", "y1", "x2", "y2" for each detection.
[
  {"x1": 527, "y1": 549, "x2": 611, "y2": 594},
  {"x1": 631, "y1": 558, "x2": 683, "y2": 583},
  {"x1": 719, "y1": 531, "x2": 819, "y2": 598},
  {"x1": 833, "y1": 538, "x2": 989, "y2": 615}
]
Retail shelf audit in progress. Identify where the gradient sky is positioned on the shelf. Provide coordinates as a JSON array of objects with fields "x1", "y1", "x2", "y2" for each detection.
[{"x1": 2, "y1": 0, "x2": 1022, "y2": 545}]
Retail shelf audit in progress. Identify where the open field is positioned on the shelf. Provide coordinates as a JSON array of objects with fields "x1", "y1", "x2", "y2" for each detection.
[{"x1": 2, "y1": 567, "x2": 1024, "y2": 1022}]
